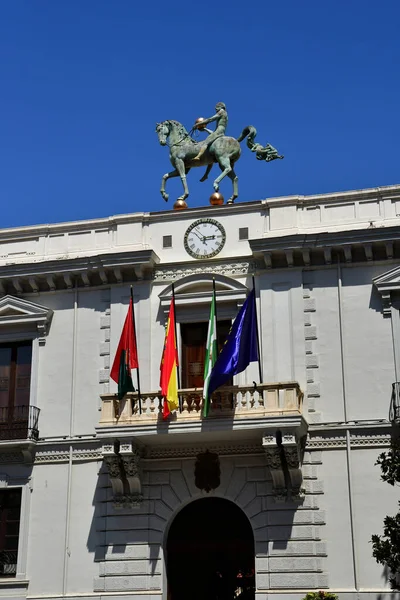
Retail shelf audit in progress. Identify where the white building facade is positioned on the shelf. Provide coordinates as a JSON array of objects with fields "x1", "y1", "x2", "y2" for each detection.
[{"x1": 0, "y1": 185, "x2": 399, "y2": 600}]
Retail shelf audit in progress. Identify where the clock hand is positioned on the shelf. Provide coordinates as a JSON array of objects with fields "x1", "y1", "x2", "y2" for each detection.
[
  {"x1": 192, "y1": 228, "x2": 206, "y2": 242},
  {"x1": 203, "y1": 235, "x2": 216, "y2": 241}
]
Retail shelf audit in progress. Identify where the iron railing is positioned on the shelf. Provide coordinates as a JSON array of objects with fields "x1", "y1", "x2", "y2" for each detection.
[
  {"x1": 0, "y1": 405, "x2": 40, "y2": 441},
  {"x1": 0, "y1": 550, "x2": 17, "y2": 576},
  {"x1": 390, "y1": 382, "x2": 400, "y2": 423}
]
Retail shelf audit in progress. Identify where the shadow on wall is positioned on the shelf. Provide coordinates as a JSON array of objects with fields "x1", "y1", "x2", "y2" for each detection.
[
  {"x1": 86, "y1": 460, "x2": 162, "y2": 575},
  {"x1": 86, "y1": 455, "x2": 300, "y2": 584}
]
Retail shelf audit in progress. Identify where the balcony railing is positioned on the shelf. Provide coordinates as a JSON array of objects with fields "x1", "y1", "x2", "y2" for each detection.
[
  {"x1": 0, "y1": 550, "x2": 17, "y2": 577},
  {"x1": 390, "y1": 382, "x2": 400, "y2": 423},
  {"x1": 99, "y1": 382, "x2": 303, "y2": 426},
  {"x1": 0, "y1": 405, "x2": 40, "y2": 441}
]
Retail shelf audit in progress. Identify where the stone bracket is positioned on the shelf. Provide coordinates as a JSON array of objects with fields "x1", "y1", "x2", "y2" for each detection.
[
  {"x1": 281, "y1": 433, "x2": 305, "y2": 501},
  {"x1": 262, "y1": 418, "x2": 307, "y2": 502},
  {"x1": 102, "y1": 441, "x2": 143, "y2": 508}
]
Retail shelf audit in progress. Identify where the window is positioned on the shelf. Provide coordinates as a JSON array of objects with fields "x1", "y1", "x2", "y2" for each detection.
[
  {"x1": 0, "y1": 342, "x2": 34, "y2": 440},
  {"x1": 0, "y1": 489, "x2": 22, "y2": 577},
  {"x1": 239, "y1": 227, "x2": 249, "y2": 241},
  {"x1": 181, "y1": 321, "x2": 232, "y2": 389},
  {"x1": 163, "y1": 235, "x2": 172, "y2": 248}
]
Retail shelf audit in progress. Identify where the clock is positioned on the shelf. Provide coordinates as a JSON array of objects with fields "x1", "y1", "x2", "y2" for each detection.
[{"x1": 184, "y1": 218, "x2": 226, "y2": 259}]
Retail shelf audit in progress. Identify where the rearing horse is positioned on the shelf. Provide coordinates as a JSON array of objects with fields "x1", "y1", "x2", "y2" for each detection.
[{"x1": 156, "y1": 120, "x2": 283, "y2": 206}]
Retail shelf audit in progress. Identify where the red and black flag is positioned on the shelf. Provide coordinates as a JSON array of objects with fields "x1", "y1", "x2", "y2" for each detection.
[{"x1": 110, "y1": 298, "x2": 138, "y2": 399}]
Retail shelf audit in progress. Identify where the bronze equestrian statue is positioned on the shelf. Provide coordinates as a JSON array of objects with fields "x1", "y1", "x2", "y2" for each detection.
[{"x1": 156, "y1": 101, "x2": 283, "y2": 206}]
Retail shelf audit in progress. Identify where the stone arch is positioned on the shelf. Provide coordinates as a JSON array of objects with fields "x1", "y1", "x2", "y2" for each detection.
[{"x1": 164, "y1": 496, "x2": 255, "y2": 600}]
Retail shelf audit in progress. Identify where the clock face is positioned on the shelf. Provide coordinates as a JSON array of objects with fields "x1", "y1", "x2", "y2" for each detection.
[{"x1": 184, "y1": 218, "x2": 226, "y2": 259}]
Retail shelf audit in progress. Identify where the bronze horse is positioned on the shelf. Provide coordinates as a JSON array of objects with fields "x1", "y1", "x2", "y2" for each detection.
[{"x1": 156, "y1": 120, "x2": 283, "y2": 206}]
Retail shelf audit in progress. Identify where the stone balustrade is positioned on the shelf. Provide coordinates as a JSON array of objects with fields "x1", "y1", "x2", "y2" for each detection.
[{"x1": 99, "y1": 382, "x2": 303, "y2": 426}]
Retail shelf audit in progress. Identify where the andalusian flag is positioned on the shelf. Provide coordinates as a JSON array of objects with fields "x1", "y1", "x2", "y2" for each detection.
[
  {"x1": 160, "y1": 298, "x2": 179, "y2": 418},
  {"x1": 110, "y1": 298, "x2": 138, "y2": 400},
  {"x1": 203, "y1": 289, "x2": 218, "y2": 417},
  {"x1": 207, "y1": 289, "x2": 259, "y2": 398}
]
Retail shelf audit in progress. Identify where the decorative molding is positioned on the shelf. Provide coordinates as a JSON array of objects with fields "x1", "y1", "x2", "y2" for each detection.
[
  {"x1": 307, "y1": 436, "x2": 347, "y2": 450},
  {"x1": 282, "y1": 433, "x2": 305, "y2": 501},
  {"x1": 0, "y1": 250, "x2": 159, "y2": 295},
  {"x1": 35, "y1": 444, "x2": 102, "y2": 464},
  {"x1": 263, "y1": 437, "x2": 286, "y2": 503},
  {"x1": 144, "y1": 442, "x2": 263, "y2": 459},
  {"x1": 250, "y1": 224, "x2": 400, "y2": 269},
  {"x1": 0, "y1": 295, "x2": 53, "y2": 337},
  {"x1": 0, "y1": 439, "x2": 38, "y2": 464},
  {"x1": 102, "y1": 442, "x2": 143, "y2": 508},
  {"x1": 153, "y1": 260, "x2": 257, "y2": 282},
  {"x1": 307, "y1": 430, "x2": 391, "y2": 450},
  {"x1": 262, "y1": 419, "x2": 308, "y2": 502},
  {"x1": 0, "y1": 452, "x2": 30, "y2": 464},
  {"x1": 373, "y1": 265, "x2": 400, "y2": 317},
  {"x1": 158, "y1": 272, "x2": 249, "y2": 314},
  {"x1": 350, "y1": 431, "x2": 392, "y2": 447}
]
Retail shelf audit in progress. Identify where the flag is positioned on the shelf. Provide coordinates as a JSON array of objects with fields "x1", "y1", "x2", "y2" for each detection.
[
  {"x1": 207, "y1": 288, "x2": 258, "y2": 399},
  {"x1": 110, "y1": 298, "x2": 138, "y2": 400},
  {"x1": 160, "y1": 298, "x2": 179, "y2": 418},
  {"x1": 203, "y1": 289, "x2": 218, "y2": 417}
]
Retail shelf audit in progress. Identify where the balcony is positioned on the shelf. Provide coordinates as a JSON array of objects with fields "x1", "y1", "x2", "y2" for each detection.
[
  {"x1": 99, "y1": 382, "x2": 304, "y2": 440},
  {"x1": 0, "y1": 550, "x2": 17, "y2": 577},
  {"x1": 0, "y1": 405, "x2": 40, "y2": 441},
  {"x1": 0, "y1": 405, "x2": 40, "y2": 463},
  {"x1": 98, "y1": 382, "x2": 307, "y2": 506}
]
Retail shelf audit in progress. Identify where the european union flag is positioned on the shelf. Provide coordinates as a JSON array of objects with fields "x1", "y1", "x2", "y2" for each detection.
[{"x1": 207, "y1": 288, "x2": 259, "y2": 398}]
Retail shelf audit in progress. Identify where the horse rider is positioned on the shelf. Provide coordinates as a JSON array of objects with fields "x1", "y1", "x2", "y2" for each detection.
[{"x1": 193, "y1": 102, "x2": 228, "y2": 160}]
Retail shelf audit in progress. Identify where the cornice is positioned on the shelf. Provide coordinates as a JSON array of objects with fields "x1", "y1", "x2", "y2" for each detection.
[
  {"x1": 0, "y1": 213, "x2": 149, "y2": 241},
  {"x1": 1, "y1": 185, "x2": 399, "y2": 241},
  {"x1": 250, "y1": 225, "x2": 400, "y2": 269},
  {"x1": 261, "y1": 184, "x2": 400, "y2": 208},
  {"x1": 0, "y1": 249, "x2": 159, "y2": 295},
  {"x1": 149, "y1": 200, "x2": 264, "y2": 222},
  {"x1": 5, "y1": 423, "x2": 392, "y2": 462}
]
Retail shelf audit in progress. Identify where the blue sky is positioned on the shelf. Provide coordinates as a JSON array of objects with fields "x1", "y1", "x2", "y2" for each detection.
[{"x1": 0, "y1": 1, "x2": 399, "y2": 228}]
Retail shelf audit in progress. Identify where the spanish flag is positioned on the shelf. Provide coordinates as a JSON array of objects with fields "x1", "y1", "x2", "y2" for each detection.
[
  {"x1": 160, "y1": 299, "x2": 179, "y2": 418},
  {"x1": 110, "y1": 298, "x2": 138, "y2": 400}
]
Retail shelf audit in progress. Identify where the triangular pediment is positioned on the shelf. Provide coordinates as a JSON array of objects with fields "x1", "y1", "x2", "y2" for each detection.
[
  {"x1": 0, "y1": 307, "x2": 27, "y2": 317},
  {"x1": 0, "y1": 295, "x2": 53, "y2": 335},
  {"x1": 373, "y1": 265, "x2": 400, "y2": 291}
]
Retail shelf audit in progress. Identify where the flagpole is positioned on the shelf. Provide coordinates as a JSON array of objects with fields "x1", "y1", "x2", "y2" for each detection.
[
  {"x1": 130, "y1": 286, "x2": 142, "y2": 414},
  {"x1": 212, "y1": 277, "x2": 218, "y2": 331},
  {"x1": 212, "y1": 278, "x2": 219, "y2": 411},
  {"x1": 171, "y1": 283, "x2": 182, "y2": 412},
  {"x1": 252, "y1": 275, "x2": 263, "y2": 384}
]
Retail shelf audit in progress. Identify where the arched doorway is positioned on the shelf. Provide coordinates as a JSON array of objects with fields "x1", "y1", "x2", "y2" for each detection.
[{"x1": 166, "y1": 498, "x2": 255, "y2": 600}]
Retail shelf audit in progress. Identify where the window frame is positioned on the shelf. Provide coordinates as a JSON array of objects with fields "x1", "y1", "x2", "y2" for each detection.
[
  {"x1": 0, "y1": 479, "x2": 30, "y2": 584},
  {"x1": 0, "y1": 296, "x2": 52, "y2": 589},
  {"x1": 0, "y1": 341, "x2": 33, "y2": 416}
]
